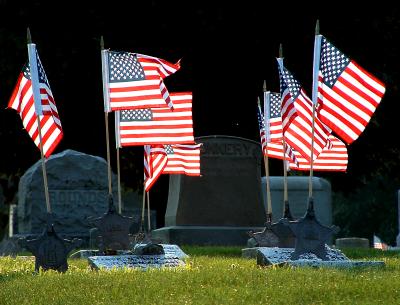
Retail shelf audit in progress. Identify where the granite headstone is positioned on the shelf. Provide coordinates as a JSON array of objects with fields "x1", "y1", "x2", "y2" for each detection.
[
  {"x1": 261, "y1": 176, "x2": 332, "y2": 226},
  {"x1": 152, "y1": 135, "x2": 266, "y2": 245},
  {"x1": 15, "y1": 150, "x2": 122, "y2": 242}
]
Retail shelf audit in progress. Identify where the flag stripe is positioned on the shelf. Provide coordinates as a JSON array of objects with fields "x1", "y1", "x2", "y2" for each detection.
[
  {"x1": 163, "y1": 144, "x2": 201, "y2": 175},
  {"x1": 144, "y1": 145, "x2": 167, "y2": 191},
  {"x1": 108, "y1": 53, "x2": 179, "y2": 111},
  {"x1": 317, "y1": 36, "x2": 385, "y2": 144},
  {"x1": 289, "y1": 135, "x2": 348, "y2": 171},
  {"x1": 277, "y1": 60, "x2": 331, "y2": 163},
  {"x1": 8, "y1": 59, "x2": 63, "y2": 158},
  {"x1": 118, "y1": 92, "x2": 194, "y2": 145}
]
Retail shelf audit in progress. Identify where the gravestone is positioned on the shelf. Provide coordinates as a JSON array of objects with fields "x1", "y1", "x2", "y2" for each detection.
[
  {"x1": 261, "y1": 176, "x2": 332, "y2": 226},
  {"x1": 88, "y1": 253, "x2": 185, "y2": 270},
  {"x1": 255, "y1": 246, "x2": 385, "y2": 268},
  {"x1": 152, "y1": 135, "x2": 265, "y2": 245},
  {"x1": 14, "y1": 150, "x2": 128, "y2": 244},
  {"x1": 335, "y1": 237, "x2": 369, "y2": 249}
]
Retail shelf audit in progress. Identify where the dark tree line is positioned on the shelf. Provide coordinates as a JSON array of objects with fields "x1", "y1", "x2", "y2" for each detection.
[{"x1": 0, "y1": 2, "x2": 399, "y2": 243}]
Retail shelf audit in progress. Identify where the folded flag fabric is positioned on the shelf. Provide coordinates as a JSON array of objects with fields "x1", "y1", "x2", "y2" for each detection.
[
  {"x1": 289, "y1": 135, "x2": 348, "y2": 171},
  {"x1": 277, "y1": 58, "x2": 331, "y2": 162},
  {"x1": 104, "y1": 51, "x2": 180, "y2": 111}
]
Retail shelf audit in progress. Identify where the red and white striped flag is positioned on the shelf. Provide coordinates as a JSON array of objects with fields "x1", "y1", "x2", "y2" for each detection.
[
  {"x1": 8, "y1": 49, "x2": 63, "y2": 158},
  {"x1": 257, "y1": 104, "x2": 297, "y2": 165},
  {"x1": 144, "y1": 145, "x2": 167, "y2": 191},
  {"x1": 116, "y1": 92, "x2": 194, "y2": 146},
  {"x1": 373, "y1": 234, "x2": 388, "y2": 250},
  {"x1": 163, "y1": 143, "x2": 202, "y2": 175},
  {"x1": 289, "y1": 135, "x2": 348, "y2": 171},
  {"x1": 104, "y1": 51, "x2": 180, "y2": 111},
  {"x1": 316, "y1": 36, "x2": 385, "y2": 144},
  {"x1": 277, "y1": 58, "x2": 331, "y2": 162},
  {"x1": 264, "y1": 91, "x2": 283, "y2": 142}
]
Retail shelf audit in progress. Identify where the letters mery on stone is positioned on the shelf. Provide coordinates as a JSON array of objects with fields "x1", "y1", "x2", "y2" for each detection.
[{"x1": 202, "y1": 143, "x2": 259, "y2": 158}]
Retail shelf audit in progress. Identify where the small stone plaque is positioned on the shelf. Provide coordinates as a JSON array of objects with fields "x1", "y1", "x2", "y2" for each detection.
[
  {"x1": 88, "y1": 254, "x2": 185, "y2": 270},
  {"x1": 255, "y1": 247, "x2": 385, "y2": 268},
  {"x1": 70, "y1": 244, "x2": 188, "y2": 259}
]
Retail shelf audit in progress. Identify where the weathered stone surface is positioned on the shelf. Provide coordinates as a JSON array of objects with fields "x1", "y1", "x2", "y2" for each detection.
[
  {"x1": 17, "y1": 150, "x2": 119, "y2": 237},
  {"x1": 165, "y1": 136, "x2": 265, "y2": 226},
  {"x1": 88, "y1": 254, "x2": 185, "y2": 270},
  {"x1": 91, "y1": 196, "x2": 133, "y2": 252},
  {"x1": 261, "y1": 176, "x2": 332, "y2": 225},
  {"x1": 19, "y1": 224, "x2": 82, "y2": 272},
  {"x1": 285, "y1": 199, "x2": 339, "y2": 260},
  {"x1": 70, "y1": 244, "x2": 188, "y2": 259},
  {"x1": 254, "y1": 246, "x2": 384, "y2": 268},
  {"x1": 335, "y1": 237, "x2": 370, "y2": 249},
  {"x1": 153, "y1": 136, "x2": 266, "y2": 245},
  {"x1": 0, "y1": 236, "x2": 21, "y2": 257}
]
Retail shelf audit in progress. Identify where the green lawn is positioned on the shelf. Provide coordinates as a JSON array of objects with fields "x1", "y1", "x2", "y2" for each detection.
[{"x1": 0, "y1": 247, "x2": 399, "y2": 305}]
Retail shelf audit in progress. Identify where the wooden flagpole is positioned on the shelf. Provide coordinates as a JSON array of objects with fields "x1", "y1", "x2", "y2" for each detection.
[
  {"x1": 100, "y1": 36, "x2": 113, "y2": 198},
  {"x1": 309, "y1": 20, "x2": 322, "y2": 199},
  {"x1": 116, "y1": 147, "x2": 122, "y2": 214},
  {"x1": 27, "y1": 29, "x2": 51, "y2": 215},
  {"x1": 261, "y1": 85, "x2": 272, "y2": 222},
  {"x1": 146, "y1": 191, "x2": 151, "y2": 232},
  {"x1": 115, "y1": 111, "x2": 123, "y2": 214},
  {"x1": 141, "y1": 187, "x2": 146, "y2": 232},
  {"x1": 279, "y1": 44, "x2": 290, "y2": 218}
]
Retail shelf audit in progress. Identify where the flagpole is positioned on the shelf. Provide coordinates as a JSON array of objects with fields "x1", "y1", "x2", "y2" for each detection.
[
  {"x1": 116, "y1": 147, "x2": 122, "y2": 214},
  {"x1": 261, "y1": 84, "x2": 272, "y2": 222},
  {"x1": 146, "y1": 191, "x2": 151, "y2": 232},
  {"x1": 309, "y1": 20, "x2": 322, "y2": 199},
  {"x1": 141, "y1": 187, "x2": 146, "y2": 232},
  {"x1": 27, "y1": 29, "x2": 51, "y2": 215},
  {"x1": 278, "y1": 44, "x2": 291, "y2": 218},
  {"x1": 115, "y1": 111, "x2": 122, "y2": 214},
  {"x1": 100, "y1": 36, "x2": 113, "y2": 198}
]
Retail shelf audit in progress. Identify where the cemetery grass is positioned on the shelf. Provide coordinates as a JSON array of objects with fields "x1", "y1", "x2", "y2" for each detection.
[{"x1": 0, "y1": 247, "x2": 399, "y2": 305}]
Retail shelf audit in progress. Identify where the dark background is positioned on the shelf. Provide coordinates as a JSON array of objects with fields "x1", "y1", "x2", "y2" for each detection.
[{"x1": 0, "y1": 1, "x2": 399, "y2": 243}]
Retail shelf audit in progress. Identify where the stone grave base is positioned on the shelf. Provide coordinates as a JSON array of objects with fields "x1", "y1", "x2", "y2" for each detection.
[
  {"x1": 151, "y1": 226, "x2": 264, "y2": 246},
  {"x1": 88, "y1": 254, "x2": 186, "y2": 270},
  {"x1": 242, "y1": 246, "x2": 385, "y2": 268},
  {"x1": 70, "y1": 244, "x2": 188, "y2": 259}
]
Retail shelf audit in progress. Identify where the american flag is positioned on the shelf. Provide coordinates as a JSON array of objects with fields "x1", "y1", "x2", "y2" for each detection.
[
  {"x1": 264, "y1": 91, "x2": 283, "y2": 142},
  {"x1": 257, "y1": 103, "x2": 268, "y2": 156},
  {"x1": 106, "y1": 51, "x2": 180, "y2": 111},
  {"x1": 373, "y1": 234, "x2": 388, "y2": 250},
  {"x1": 257, "y1": 104, "x2": 297, "y2": 165},
  {"x1": 8, "y1": 49, "x2": 63, "y2": 158},
  {"x1": 316, "y1": 36, "x2": 386, "y2": 144},
  {"x1": 116, "y1": 92, "x2": 194, "y2": 146},
  {"x1": 162, "y1": 143, "x2": 202, "y2": 175},
  {"x1": 144, "y1": 145, "x2": 167, "y2": 191},
  {"x1": 277, "y1": 59, "x2": 331, "y2": 162},
  {"x1": 289, "y1": 135, "x2": 348, "y2": 171}
]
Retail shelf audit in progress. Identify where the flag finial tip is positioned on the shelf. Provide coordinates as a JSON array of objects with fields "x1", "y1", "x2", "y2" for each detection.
[
  {"x1": 263, "y1": 80, "x2": 267, "y2": 92},
  {"x1": 100, "y1": 36, "x2": 104, "y2": 50},
  {"x1": 315, "y1": 20, "x2": 320, "y2": 35},
  {"x1": 279, "y1": 43, "x2": 283, "y2": 58},
  {"x1": 27, "y1": 28, "x2": 32, "y2": 44}
]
